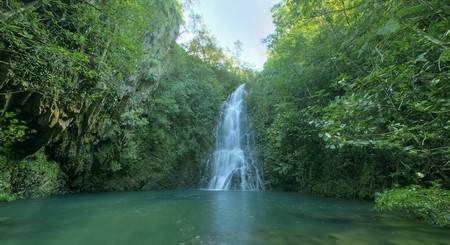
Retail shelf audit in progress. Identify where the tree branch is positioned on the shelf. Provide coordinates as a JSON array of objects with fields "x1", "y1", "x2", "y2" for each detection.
[{"x1": 0, "y1": 1, "x2": 43, "y2": 21}]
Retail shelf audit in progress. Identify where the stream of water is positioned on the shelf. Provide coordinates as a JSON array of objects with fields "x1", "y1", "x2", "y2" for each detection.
[
  {"x1": 0, "y1": 190, "x2": 449, "y2": 245},
  {"x1": 208, "y1": 84, "x2": 264, "y2": 190}
]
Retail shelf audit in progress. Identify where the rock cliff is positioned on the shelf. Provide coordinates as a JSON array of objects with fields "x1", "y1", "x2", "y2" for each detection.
[{"x1": 0, "y1": 0, "x2": 181, "y2": 193}]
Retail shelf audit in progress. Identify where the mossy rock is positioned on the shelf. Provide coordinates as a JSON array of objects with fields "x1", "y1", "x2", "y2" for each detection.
[{"x1": 0, "y1": 217, "x2": 15, "y2": 224}]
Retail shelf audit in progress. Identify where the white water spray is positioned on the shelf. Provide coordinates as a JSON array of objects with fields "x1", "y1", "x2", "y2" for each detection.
[{"x1": 208, "y1": 84, "x2": 264, "y2": 190}]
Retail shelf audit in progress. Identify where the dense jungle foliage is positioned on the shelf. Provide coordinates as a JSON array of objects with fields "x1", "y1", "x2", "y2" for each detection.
[
  {"x1": 0, "y1": 0, "x2": 247, "y2": 200},
  {"x1": 247, "y1": 0, "x2": 449, "y2": 226},
  {"x1": 0, "y1": 0, "x2": 449, "y2": 228}
]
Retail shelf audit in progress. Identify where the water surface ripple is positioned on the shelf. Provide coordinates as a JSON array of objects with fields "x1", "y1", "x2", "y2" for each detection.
[{"x1": 0, "y1": 190, "x2": 448, "y2": 244}]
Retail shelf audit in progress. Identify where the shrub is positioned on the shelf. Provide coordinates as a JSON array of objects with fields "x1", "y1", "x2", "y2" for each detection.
[
  {"x1": 0, "y1": 156, "x2": 16, "y2": 202},
  {"x1": 375, "y1": 182, "x2": 450, "y2": 227},
  {"x1": 10, "y1": 149, "x2": 66, "y2": 199}
]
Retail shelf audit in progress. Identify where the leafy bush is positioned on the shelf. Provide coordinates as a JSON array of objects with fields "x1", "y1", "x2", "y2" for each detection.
[
  {"x1": 10, "y1": 149, "x2": 66, "y2": 199},
  {"x1": 375, "y1": 183, "x2": 450, "y2": 227},
  {"x1": 0, "y1": 110, "x2": 32, "y2": 153},
  {"x1": 0, "y1": 156, "x2": 16, "y2": 202}
]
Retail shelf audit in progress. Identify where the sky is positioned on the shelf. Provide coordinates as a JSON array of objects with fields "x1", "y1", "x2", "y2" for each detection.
[{"x1": 184, "y1": 0, "x2": 280, "y2": 70}]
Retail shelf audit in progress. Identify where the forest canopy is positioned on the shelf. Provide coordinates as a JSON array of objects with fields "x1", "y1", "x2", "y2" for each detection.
[{"x1": 247, "y1": 0, "x2": 449, "y2": 226}]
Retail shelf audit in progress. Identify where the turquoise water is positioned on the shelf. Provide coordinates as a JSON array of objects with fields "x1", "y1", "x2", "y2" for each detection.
[{"x1": 0, "y1": 190, "x2": 448, "y2": 244}]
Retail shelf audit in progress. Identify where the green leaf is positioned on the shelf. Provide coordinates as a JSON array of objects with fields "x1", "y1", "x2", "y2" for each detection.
[{"x1": 377, "y1": 20, "x2": 400, "y2": 35}]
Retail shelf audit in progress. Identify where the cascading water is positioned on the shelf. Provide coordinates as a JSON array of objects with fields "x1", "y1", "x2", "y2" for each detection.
[{"x1": 208, "y1": 84, "x2": 264, "y2": 190}]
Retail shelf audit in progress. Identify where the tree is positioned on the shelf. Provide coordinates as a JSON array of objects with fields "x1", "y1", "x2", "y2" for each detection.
[{"x1": 248, "y1": 0, "x2": 449, "y2": 202}]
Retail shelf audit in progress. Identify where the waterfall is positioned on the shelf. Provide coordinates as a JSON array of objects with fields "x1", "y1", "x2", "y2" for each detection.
[{"x1": 208, "y1": 84, "x2": 264, "y2": 190}]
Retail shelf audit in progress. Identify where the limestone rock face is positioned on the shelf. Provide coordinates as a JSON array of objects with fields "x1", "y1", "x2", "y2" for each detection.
[
  {"x1": 0, "y1": 0, "x2": 180, "y2": 190},
  {"x1": 4, "y1": 90, "x2": 83, "y2": 157}
]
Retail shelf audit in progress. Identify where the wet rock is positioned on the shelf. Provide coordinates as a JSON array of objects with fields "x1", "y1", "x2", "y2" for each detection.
[{"x1": 0, "y1": 217, "x2": 15, "y2": 224}]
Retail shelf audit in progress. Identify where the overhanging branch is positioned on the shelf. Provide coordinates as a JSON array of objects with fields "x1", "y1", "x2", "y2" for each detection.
[{"x1": 0, "y1": 1, "x2": 43, "y2": 21}]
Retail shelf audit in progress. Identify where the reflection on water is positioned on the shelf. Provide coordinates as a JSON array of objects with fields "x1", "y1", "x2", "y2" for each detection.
[
  {"x1": 0, "y1": 190, "x2": 449, "y2": 245},
  {"x1": 209, "y1": 191, "x2": 258, "y2": 243}
]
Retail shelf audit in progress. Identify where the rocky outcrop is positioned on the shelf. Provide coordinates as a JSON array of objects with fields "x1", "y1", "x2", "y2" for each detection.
[{"x1": 0, "y1": 0, "x2": 181, "y2": 192}]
